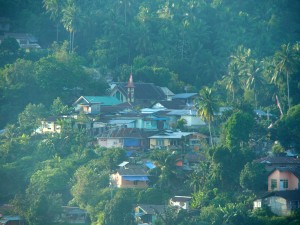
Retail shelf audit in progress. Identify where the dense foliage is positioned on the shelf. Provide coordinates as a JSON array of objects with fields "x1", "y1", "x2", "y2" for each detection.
[{"x1": 0, "y1": 0, "x2": 300, "y2": 225}]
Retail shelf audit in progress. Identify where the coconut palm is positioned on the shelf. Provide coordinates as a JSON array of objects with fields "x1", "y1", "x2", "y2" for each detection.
[
  {"x1": 223, "y1": 63, "x2": 241, "y2": 103},
  {"x1": 195, "y1": 87, "x2": 218, "y2": 146},
  {"x1": 244, "y1": 59, "x2": 265, "y2": 109},
  {"x1": 43, "y1": 0, "x2": 62, "y2": 42},
  {"x1": 272, "y1": 43, "x2": 298, "y2": 110},
  {"x1": 61, "y1": 0, "x2": 83, "y2": 52}
]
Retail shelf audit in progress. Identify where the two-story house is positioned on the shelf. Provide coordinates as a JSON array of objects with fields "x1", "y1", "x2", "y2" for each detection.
[
  {"x1": 97, "y1": 127, "x2": 157, "y2": 150},
  {"x1": 73, "y1": 96, "x2": 121, "y2": 115}
]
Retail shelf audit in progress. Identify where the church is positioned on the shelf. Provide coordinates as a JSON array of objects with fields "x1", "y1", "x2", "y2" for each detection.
[{"x1": 110, "y1": 73, "x2": 174, "y2": 106}]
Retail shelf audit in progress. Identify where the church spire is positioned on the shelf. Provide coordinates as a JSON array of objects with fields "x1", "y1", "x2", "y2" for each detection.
[{"x1": 126, "y1": 69, "x2": 135, "y2": 103}]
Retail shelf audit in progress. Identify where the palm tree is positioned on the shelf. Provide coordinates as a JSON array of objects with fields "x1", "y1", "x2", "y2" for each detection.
[
  {"x1": 43, "y1": 0, "x2": 62, "y2": 42},
  {"x1": 244, "y1": 59, "x2": 265, "y2": 109},
  {"x1": 272, "y1": 43, "x2": 297, "y2": 110},
  {"x1": 195, "y1": 87, "x2": 218, "y2": 146},
  {"x1": 223, "y1": 63, "x2": 241, "y2": 103},
  {"x1": 61, "y1": 0, "x2": 83, "y2": 52},
  {"x1": 223, "y1": 45, "x2": 251, "y2": 103}
]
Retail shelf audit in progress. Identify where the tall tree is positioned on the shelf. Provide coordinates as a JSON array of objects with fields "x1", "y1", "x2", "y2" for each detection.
[
  {"x1": 272, "y1": 43, "x2": 298, "y2": 110},
  {"x1": 244, "y1": 59, "x2": 265, "y2": 109},
  {"x1": 61, "y1": 0, "x2": 83, "y2": 52},
  {"x1": 43, "y1": 0, "x2": 63, "y2": 42},
  {"x1": 195, "y1": 87, "x2": 218, "y2": 146},
  {"x1": 223, "y1": 111, "x2": 254, "y2": 149}
]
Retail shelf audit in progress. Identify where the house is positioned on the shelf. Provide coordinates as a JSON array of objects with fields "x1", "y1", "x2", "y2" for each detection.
[
  {"x1": 100, "y1": 102, "x2": 136, "y2": 116},
  {"x1": 268, "y1": 167, "x2": 300, "y2": 191},
  {"x1": 151, "y1": 99, "x2": 186, "y2": 110},
  {"x1": 36, "y1": 116, "x2": 61, "y2": 134},
  {"x1": 96, "y1": 127, "x2": 155, "y2": 150},
  {"x1": 160, "y1": 87, "x2": 175, "y2": 101},
  {"x1": 169, "y1": 196, "x2": 192, "y2": 210},
  {"x1": 134, "y1": 204, "x2": 166, "y2": 225},
  {"x1": 110, "y1": 163, "x2": 150, "y2": 188},
  {"x1": 166, "y1": 109, "x2": 205, "y2": 130},
  {"x1": 253, "y1": 190, "x2": 300, "y2": 216},
  {"x1": 188, "y1": 133, "x2": 208, "y2": 151},
  {"x1": 184, "y1": 152, "x2": 207, "y2": 170},
  {"x1": 148, "y1": 130, "x2": 193, "y2": 150},
  {"x1": 254, "y1": 109, "x2": 275, "y2": 119},
  {"x1": 1, "y1": 32, "x2": 41, "y2": 49},
  {"x1": 110, "y1": 73, "x2": 171, "y2": 106},
  {"x1": 59, "y1": 206, "x2": 87, "y2": 224},
  {"x1": 138, "y1": 113, "x2": 170, "y2": 131},
  {"x1": 171, "y1": 93, "x2": 198, "y2": 106},
  {"x1": 254, "y1": 156, "x2": 300, "y2": 172},
  {"x1": 0, "y1": 216, "x2": 24, "y2": 225},
  {"x1": 73, "y1": 96, "x2": 121, "y2": 115}
]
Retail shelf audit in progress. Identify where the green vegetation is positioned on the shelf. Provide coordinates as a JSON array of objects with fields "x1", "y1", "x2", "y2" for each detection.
[{"x1": 0, "y1": 0, "x2": 300, "y2": 225}]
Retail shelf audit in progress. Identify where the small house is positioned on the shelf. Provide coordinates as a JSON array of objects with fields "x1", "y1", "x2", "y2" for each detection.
[
  {"x1": 253, "y1": 190, "x2": 300, "y2": 216},
  {"x1": 148, "y1": 130, "x2": 193, "y2": 150},
  {"x1": 169, "y1": 196, "x2": 192, "y2": 210},
  {"x1": 73, "y1": 96, "x2": 121, "y2": 115},
  {"x1": 134, "y1": 204, "x2": 166, "y2": 225},
  {"x1": 110, "y1": 163, "x2": 150, "y2": 188}
]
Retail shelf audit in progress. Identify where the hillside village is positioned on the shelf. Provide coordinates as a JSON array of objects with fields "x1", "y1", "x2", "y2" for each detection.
[
  {"x1": 1, "y1": 0, "x2": 300, "y2": 225},
  {"x1": 1, "y1": 72, "x2": 300, "y2": 225}
]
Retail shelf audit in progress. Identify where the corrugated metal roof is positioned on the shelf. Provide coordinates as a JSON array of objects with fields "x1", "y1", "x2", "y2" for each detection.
[
  {"x1": 172, "y1": 93, "x2": 198, "y2": 99},
  {"x1": 84, "y1": 96, "x2": 121, "y2": 106},
  {"x1": 109, "y1": 119, "x2": 136, "y2": 124},
  {"x1": 149, "y1": 131, "x2": 193, "y2": 139},
  {"x1": 123, "y1": 176, "x2": 149, "y2": 181}
]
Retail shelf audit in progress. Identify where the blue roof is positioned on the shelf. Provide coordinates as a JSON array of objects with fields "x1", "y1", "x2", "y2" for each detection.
[
  {"x1": 83, "y1": 96, "x2": 121, "y2": 106},
  {"x1": 126, "y1": 151, "x2": 133, "y2": 157},
  {"x1": 145, "y1": 161, "x2": 156, "y2": 169},
  {"x1": 123, "y1": 176, "x2": 149, "y2": 181}
]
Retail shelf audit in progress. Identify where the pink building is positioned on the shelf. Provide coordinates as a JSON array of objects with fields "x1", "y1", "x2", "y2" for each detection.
[{"x1": 268, "y1": 167, "x2": 300, "y2": 191}]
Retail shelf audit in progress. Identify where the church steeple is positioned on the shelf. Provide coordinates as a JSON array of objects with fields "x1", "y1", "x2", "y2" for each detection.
[{"x1": 126, "y1": 70, "x2": 135, "y2": 103}]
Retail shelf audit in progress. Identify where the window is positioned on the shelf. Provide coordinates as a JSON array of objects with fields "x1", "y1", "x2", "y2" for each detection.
[
  {"x1": 280, "y1": 179, "x2": 288, "y2": 189},
  {"x1": 156, "y1": 139, "x2": 164, "y2": 146},
  {"x1": 133, "y1": 180, "x2": 138, "y2": 185},
  {"x1": 271, "y1": 179, "x2": 277, "y2": 190}
]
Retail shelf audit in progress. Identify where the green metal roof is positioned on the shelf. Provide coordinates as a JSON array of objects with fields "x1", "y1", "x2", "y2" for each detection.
[{"x1": 83, "y1": 96, "x2": 121, "y2": 106}]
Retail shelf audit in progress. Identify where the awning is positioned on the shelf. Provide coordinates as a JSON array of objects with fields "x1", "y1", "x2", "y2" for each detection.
[
  {"x1": 123, "y1": 176, "x2": 149, "y2": 181},
  {"x1": 145, "y1": 161, "x2": 156, "y2": 169}
]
